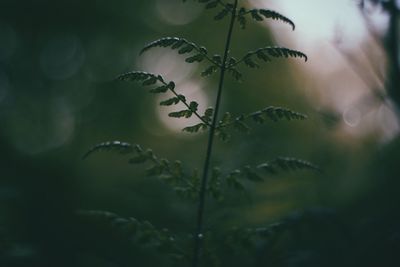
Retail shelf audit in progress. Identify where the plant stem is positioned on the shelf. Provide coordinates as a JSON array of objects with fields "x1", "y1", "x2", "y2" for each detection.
[
  {"x1": 387, "y1": 0, "x2": 400, "y2": 109},
  {"x1": 192, "y1": 1, "x2": 238, "y2": 267}
]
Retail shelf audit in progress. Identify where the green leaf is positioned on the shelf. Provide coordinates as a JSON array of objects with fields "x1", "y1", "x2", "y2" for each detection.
[
  {"x1": 256, "y1": 50, "x2": 271, "y2": 62},
  {"x1": 168, "y1": 109, "x2": 192, "y2": 118},
  {"x1": 189, "y1": 101, "x2": 199, "y2": 112},
  {"x1": 167, "y1": 82, "x2": 175, "y2": 90},
  {"x1": 177, "y1": 94, "x2": 186, "y2": 102},
  {"x1": 183, "y1": 123, "x2": 207, "y2": 133},
  {"x1": 238, "y1": 47, "x2": 307, "y2": 70},
  {"x1": 262, "y1": 106, "x2": 307, "y2": 122},
  {"x1": 251, "y1": 111, "x2": 265, "y2": 123},
  {"x1": 116, "y1": 71, "x2": 159, "y2": 83},
  {"x1": 115, "y1": 72, "x2": 176, "y2": 95},
  {"x1": 185, "y1": 54, "x2": 205, "y2": 63},
  {"x1": 243, "y1": 166, "x2": 264, "y2": 182},
  {"x1": 160, "y1": 97, "x2": 181, "y2": 106},
  {"x1": 202, "y1": 107, "x2": 214, "y2": 122},
  {"x1": 259, "y1": 9, "x2": 295, "y2": 30},
  {"x1": 140, "y1": 37, "x2": 210, "y2": 65},
  {"x1": 220, "y1": 112, "x2": 232, "y2": 125},
  {"x1": 250, "y1": 10, "x2": 263, "y2": 21},
  {"x1": 263, "y1": 47, "x2": 307, "y2": 61},
  {"x1": 257, "y1": 157, "x2": 320, "y2": 174},
  {"x1": 178, "y1": 44, "x2": 194, "y2": 54},
  {"x1": 172, "y1": 39, "x2": 186, "y2": 50},
  {"x1": 214, "y1": 7, "x2": 230, "y2": 20},
  {"x1": 244, "y1": 57, "x2": 259, "y2": 68},
  {"x1": 83, "y1": 141, "x2": 133, "y2": 159},
  {"x1": 204, "y1": 107, "x2": 213, "y2": 117},
  {"x1": 256, "y1": 163, "x2": 276, "y2": 174},
  {"x1": 77, "y1": 210, "x2": 177, "y2": 254},
  {"x1": 237, "y1": 8, "x2": 247, "y2": 29},
  {"x1": 142, "y1": 76, "x2": 158, "y2": 86},
  {"x1": 201, "y1": 65, "x2": 218, "y2": 77},
  {"x1": 239, "y1": 8, "x2": 295, "y2": 30},
  {"x1": 212, "y1": 54, "x2": 222, "y2": 64},
  {"x1": 227, "y1": 68, "x2": 242, "y2": 81},
  {"x1": 149, "y1": 85, "x2": 168, "y2": 94}
]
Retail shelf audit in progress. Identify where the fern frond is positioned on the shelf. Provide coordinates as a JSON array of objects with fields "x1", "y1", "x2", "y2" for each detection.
[
  {"x1": 257, "y1": 157, "x2": 321, "y2": 174},
  {"x1": 224, "y1": 57, "x2": 243, "y2": 80},
  {"x1": 140, "y1": 37, "x2": 220, "y2": 67},
  {"x1": 232, "y1": 47, "x2": 307, "y2": 68},
  {"x1": 181, "y1": 107, "x2": 213, "y2": 133},
  {"x1": 201, "y1": 65, "x2": 219, "y2": 77},
  {"x1": 217, "y1": 106, "x2": 307, "y2": 130},
  {"x1": 116, "y1": 71, "x2": 164, "y2": 83},
  {"x1": 183, "y1": 123, "x2": 208, "y2": 133},
  {"x1": 82, "y1": 141, "x2": 135, "y2": 159},
  {"x1": 224, "y1": 157, "x2": 319, "y2": 190},
  {"x1": 77, "y1": 210, "x2": 179, "y2": 252},
  {"x1": 116, "y1": 71, "x2": 211, "y2": 126},
  {"x1": 258, "y1": 9, "x2": 295, "y2": 30},
  {"x1": 237, "y1": 8, "x2": 295, "y2": 30},
  {"x1": 84, "y1": 142, "x2": 200, "y2": 199}
]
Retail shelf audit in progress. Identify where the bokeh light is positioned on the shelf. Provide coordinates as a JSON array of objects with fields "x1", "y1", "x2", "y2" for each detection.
[
  {"x1": 249, "y1": 0, "x2": 399, "y2": 142},
  {"x1": 155, "y1": 0, "x2": 203, "y2": 26}
]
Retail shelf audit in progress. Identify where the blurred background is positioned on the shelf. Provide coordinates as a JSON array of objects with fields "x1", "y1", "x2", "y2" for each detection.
[{"x1": 0, "y1": 0, "x2": 399, "y2": 266}]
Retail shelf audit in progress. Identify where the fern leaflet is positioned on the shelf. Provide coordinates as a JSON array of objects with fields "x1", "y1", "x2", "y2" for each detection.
[
  {"x1": 140, "y1": 37, "x2": 221, "y2": 67},
  {"x1": 232, "y1": 47, "x2": 308, "y2": 69},
  {"x1": 237, "y1": 8, "x2": 295, "y2": 30},
  {"x1": 116, "y1": 71, "x2": 211, "y2": 127}
]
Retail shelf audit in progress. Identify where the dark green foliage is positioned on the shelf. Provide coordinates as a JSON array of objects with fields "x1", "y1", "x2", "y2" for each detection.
[
  {"x1": 257, "y1": 157, "x2": 321, "y2": 174},
  {"x1": 227, "y1": 67, "x2": 243, "y2": 81},
  {"x1": 201, "y1": 65, "x2": 219, "y2": 77},
  {"x1": 183, "y1": 123, "x2": 208, "y2": 133},
  {"x1": 183, "y1": 108, "x2": 213, "y2": 133},
  {"x1": 117, "y1": 71, "x2": 211, "y2": 126},
  {"x1": 223, "y1": 157, "x2": 319, "y2": 192},
  {"x1": 214, "y1": 5, "x2": 231, "y2": 20},
  {"x1": 140, "y1": 37, "x2": 220, "y2": 67},
  {"x1": 84, "y1": 1, "x2": 315, "y2": 267},
  {"x1": 169, "y1": 109, "x2": 194, "y2": 118},
  {"x1": 84, "y1": 141, "x2": 200, "y2": 200},
  {"x1": 77, "y1": 210, "x2": 183, "y2": 258},
  {"x1": 216, "y1": 106, "x2": 308, "y2": 134},
  {"x1": 160, "y1": 96, "x2": 183, "y2": 106},
  {"x1": 202, "y1": 157, "x2": 320, "y2": 199},
  {"x1": 237, "y1": 8, "x2": 295, "y2": 30},
  {"x1": 233, "y1": 47, "x2": 308, "y2": 69},
  {"x1": 82, "y1": 141, "x2": 134, "y2": 159},
  {"x1": 116, "y1": 71, "x2": 164, "y2": 83}
]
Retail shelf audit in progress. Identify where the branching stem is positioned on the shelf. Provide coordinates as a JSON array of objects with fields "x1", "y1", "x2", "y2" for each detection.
[{"x1": 192, "y1": 1, "x2": 238, "y2": 267}]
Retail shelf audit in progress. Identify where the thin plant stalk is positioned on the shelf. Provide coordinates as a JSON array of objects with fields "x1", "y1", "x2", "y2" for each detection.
[{"x1": 192, "y1": 1, "x2": 239, "y2": 266}]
